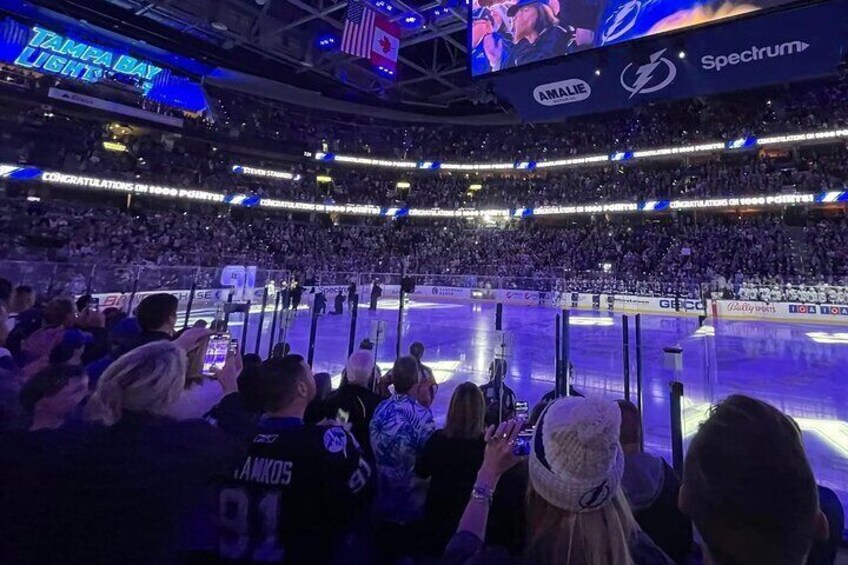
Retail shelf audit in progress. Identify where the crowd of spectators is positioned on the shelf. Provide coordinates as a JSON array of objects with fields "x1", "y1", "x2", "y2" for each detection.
[
  {"x1": 203, "y1": 69, "x2": 848, "y2": 162},
  {"x1": 3, "y1": 195, "x2": 847, "y2": 292},
  {"x1": 0, "y1": 285, "x2": 843, "y2": 564},
  {"x1": 3, "y1": 73, "x2": 848, "y2": 213}
]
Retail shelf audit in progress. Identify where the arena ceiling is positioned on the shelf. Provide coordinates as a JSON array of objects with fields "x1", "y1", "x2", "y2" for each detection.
[{"x1": 32, "y1": 0, "x2": 495, "y2": 112}]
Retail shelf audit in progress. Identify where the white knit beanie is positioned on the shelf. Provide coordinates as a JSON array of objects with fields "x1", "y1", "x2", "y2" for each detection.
[{"x1": 529, "y1": 396, "x2": 625, "y2": 512}]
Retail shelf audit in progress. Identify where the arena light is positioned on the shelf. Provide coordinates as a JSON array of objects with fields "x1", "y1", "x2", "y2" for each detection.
[
  {"x1": 232, "y1": 165, "x2": 300, "y2": 181},
  {"x1": 669, "y1": 193, "x2": 816, "y2": 210},
  {"x1": 534, "y1": 202, "x2": 640, "y2": 216},
  {"x1": 102, "y1": 141, "x2": 127, "y2": 152},
  {"x1": 313, "y1": 128, "x2": 848, "y2": 175},
  {"x1": 469, "y1": 183, "x2": 482, "y2": 191},
  {"x1": 40, "y1": 171, "x2": 226, "y2": 203},
  {"x1": 757, "y1": 128, "x2": 848, "y2": 145},
  {"x1": 260, "y1": 198, "x2": 382, "y2": 216},
  {"x1": 316, "y1": 175, "x2": 333, "y2": 183},
  {"x1": 333, "y1": 154, "x2": 417, "y2": 169},
  {"x1": 632, "y1": 142, "x2": 724, "y2": 159},
  {"x1": 440, "y1": 162, "x2": 513, "y2": 171},
  {"x1": 535, "y1": 154, "x2": 609, "y2": 168}
]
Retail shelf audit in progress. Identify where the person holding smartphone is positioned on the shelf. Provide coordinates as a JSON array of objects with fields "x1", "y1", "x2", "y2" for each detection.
[{"x1": 166, "y1": 332, "x2": 241, "y2": 421}]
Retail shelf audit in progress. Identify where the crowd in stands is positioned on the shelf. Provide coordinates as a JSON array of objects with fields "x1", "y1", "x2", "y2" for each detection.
[
  {"x1": 3, "y1": 71, "x2": 848, "y2": 214},
  {"x1": 2, "y1": 194, "x2": 847, "y2": 296},
  {"x1": 0, "y1": 285, "x2": 843, "y2": 564},
  {"x1": 204, "y1": 70, "x2": 848, "y2": 162}
]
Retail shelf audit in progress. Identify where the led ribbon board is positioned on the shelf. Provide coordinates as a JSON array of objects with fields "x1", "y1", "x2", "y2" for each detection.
[
  {"x1": 5, "y1": 164, "x2": 846, "y2": 219},
  {"x1": 14, "y1": 26, "x2": 163, "y2": 94}
]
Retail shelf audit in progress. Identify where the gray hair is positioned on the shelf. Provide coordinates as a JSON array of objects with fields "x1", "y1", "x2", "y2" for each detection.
[
  {"x1": 345, "y1": 350, "x2": 375, "y2": 386},
  {"x1": 86, "y1": 340, "x2": 187, "y2": 425}
]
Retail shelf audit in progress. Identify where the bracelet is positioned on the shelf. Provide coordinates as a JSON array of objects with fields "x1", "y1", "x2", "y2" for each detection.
[{"x1": 470, "y1": 483, "x2": 494, "y2": 504}]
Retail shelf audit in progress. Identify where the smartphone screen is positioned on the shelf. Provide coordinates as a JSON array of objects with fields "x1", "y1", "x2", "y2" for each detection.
[
  {"x1": 513, "y1": 428, "x2": 534, "y2": 456},
  {"x1": 515, "y1": 400, "x2": 529, "y2": 420},
  {"x1": 202, "y1": 333, "x2": 231, "y2": 376}
]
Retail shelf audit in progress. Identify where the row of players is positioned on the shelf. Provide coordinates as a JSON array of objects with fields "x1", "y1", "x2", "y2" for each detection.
[{"x1": 737, "y1": 283, "x2": 848, "y2": 304}]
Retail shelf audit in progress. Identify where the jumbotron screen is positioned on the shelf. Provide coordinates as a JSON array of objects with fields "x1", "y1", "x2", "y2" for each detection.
[{"x1": 470, "y1": 0, "x2": 797, "y2": 76}]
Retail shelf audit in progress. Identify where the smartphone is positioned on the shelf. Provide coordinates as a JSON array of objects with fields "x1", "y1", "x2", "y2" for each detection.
[
  {"x1": 89, "y1": 297, "x2": 100, "y2": 312},
  {"x1": 515, "y1": 400, "x2": 529, "y2": 420},
  {"x1": 202, "y1": 333, "x2": 231, "y2": 376},
  {"x1": 513, "y1": 428, "x2": 534, "y2": 456}
]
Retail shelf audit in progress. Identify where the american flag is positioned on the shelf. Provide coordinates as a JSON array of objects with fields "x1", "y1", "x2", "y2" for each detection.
[{"x1": 341, "y1": 0, "x2": 376, "y2": 58}]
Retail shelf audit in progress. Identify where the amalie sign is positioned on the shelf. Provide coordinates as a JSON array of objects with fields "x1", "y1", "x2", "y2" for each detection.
[{"x1": 14, "y1": 26, "x2": 163, "y2": 93}]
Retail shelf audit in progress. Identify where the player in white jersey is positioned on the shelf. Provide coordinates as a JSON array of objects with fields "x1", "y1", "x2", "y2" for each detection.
[
  {"x1": 770, "y1": 286, "x2": 784, "y2": 302},
  {"x1": 738, "y1": 283, "x2": 750, "y2": 300},
  {"x1": 785, "y1": 284, "x2": 798, "y2": 302},
  {"x1": 816, "y1": 285, "x2": 828, "y2": 304},
  {"x1": 758, "y1": 286, "x2": 771, "y2": 302},
  {"x1": 836, "y1": 287, "x2": 847, "y2": 304}
]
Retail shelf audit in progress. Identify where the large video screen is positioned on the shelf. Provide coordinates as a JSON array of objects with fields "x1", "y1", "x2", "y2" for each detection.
[{"x1": 470, "y1": 0, "x2": 797, "y2": 76}]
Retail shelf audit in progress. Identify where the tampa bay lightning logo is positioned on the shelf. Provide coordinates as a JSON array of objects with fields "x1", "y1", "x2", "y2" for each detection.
[
  {"x1": 579, "y1": 480, "x2": 611, "y2": 510},
  {"x1": 601, "y1": 0, "x2": 641, "y2": 44},
  {"x1": 620, "y1": 49, "x2": 677, "y2": 99},
  {"x1": 323, "y1": 427, "x2": 348, "y2": 454}
]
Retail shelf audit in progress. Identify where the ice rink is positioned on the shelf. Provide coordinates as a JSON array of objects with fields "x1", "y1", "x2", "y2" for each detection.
[{"x1": 190, "y1": 295, "x2": 848, "y2": 527}]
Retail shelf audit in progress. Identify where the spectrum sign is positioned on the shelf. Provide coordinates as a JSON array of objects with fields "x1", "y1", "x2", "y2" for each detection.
[{"x1": 13, "y1": 26, "x2": 163, "y2": 94}]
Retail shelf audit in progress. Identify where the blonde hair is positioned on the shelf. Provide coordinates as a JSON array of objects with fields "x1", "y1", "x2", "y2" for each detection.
[
  {"x1": 514, "y1": 3, "x2": 559, "y2": 44},
  {"x1": 86, "y1": 341, "x2": 187, "y2": 425},
  {"x1": 526, "y1": 485, "x2": 638, "y2": 565},
  {"x1": 444, "y1": 382, "x2": 485, "y2": 440}
]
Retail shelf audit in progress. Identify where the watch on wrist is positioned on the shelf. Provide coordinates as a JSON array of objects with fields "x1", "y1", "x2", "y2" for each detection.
[{"x1": 471, "y1": 483, "x2": 494, "y2": 504}]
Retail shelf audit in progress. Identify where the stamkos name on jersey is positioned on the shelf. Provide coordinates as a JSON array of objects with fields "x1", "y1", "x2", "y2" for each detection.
[{"x1": 233, "y1": 456, "x2": 294, "y2": 486}]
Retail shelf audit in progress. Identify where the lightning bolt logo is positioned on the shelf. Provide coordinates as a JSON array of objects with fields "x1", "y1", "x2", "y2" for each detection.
[
  {"x1": 601, "y1": 0, "x2": 640, "y2": 44},
  {"x1": 620, "y1": 49, "x2": 677, "y2": 98}
]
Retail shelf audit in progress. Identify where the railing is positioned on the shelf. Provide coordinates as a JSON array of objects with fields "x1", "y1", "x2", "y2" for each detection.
[{"x1": 3, "y1": 260, "x2": 842, "y2": 305}]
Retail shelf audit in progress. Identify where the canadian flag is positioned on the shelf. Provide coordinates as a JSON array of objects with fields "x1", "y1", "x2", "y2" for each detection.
[{"x1": 370, "y1": 16, "x2": 400, "y2": 73}]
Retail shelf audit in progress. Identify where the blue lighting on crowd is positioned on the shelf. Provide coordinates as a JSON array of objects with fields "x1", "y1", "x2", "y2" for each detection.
[{"x1": 317, "y1": 35, "x2": 337, "y2": 49}]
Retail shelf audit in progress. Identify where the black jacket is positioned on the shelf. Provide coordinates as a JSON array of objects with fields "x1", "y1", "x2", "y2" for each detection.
[
  {"x1": 322, "y1": 383, "x2": 382, "y2": 462},
  {"x1": 505, "y1": 25, "x2": 575, "y2": 69},
  {"x1": 0, "y1": 413, "x2": 243, "y2": 565}
]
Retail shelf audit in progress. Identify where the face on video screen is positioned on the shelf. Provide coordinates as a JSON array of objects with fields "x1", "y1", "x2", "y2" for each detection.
[{"x1": 469, "y1": 0, "x2": 799, "y2": 76}]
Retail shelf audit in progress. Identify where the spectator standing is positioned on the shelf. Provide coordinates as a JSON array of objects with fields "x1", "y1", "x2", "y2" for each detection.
[
  {"x1": 219, "y1": 355, "x2": 374, "y2": 564},
  {"x1": 410, "y1": 341, "x2": 437, "y2": 408},
  {"x1": 333, "y1": 290, "x2": 345, "y2": 315},
  {"x1": 134, "y1": 293, "x2": 179, "y2": 346},
  {"x1": 324, "y1": 350, "x2": 383, "y2": 461},
  {"x1": 679, "y1": 395, "x2": 830, "y2": 565},
  {"x1": 370, "y1": 280, "x2": 382, "y2": 311},
  {"x1": 415, "y1": 382, "x2": 526, "y2": 555},
  {"x1": 480, "y1": 358, "x2": 516, "y2": 426},
  {"x1": 304, "y1": 371, "x2": 332, "y2": 423},
  {"x1": 19, "y1": 364, "x2": 89, "y2": 431},
  {"x1": 0, "y1": 338, "x2": 244, "y2": 565},
  {"x1": 369, "y1": 355, "x2": 436, "y2": 561},
  {"x1": 19, "y1": 297, "x2": 77, "y2": 367},
  {"x1": 444, "y1": 397, "x2": 674, "y2": 564},
  {"x1": 617, "y1": 400, "x2": 692, "y2": 563}
]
